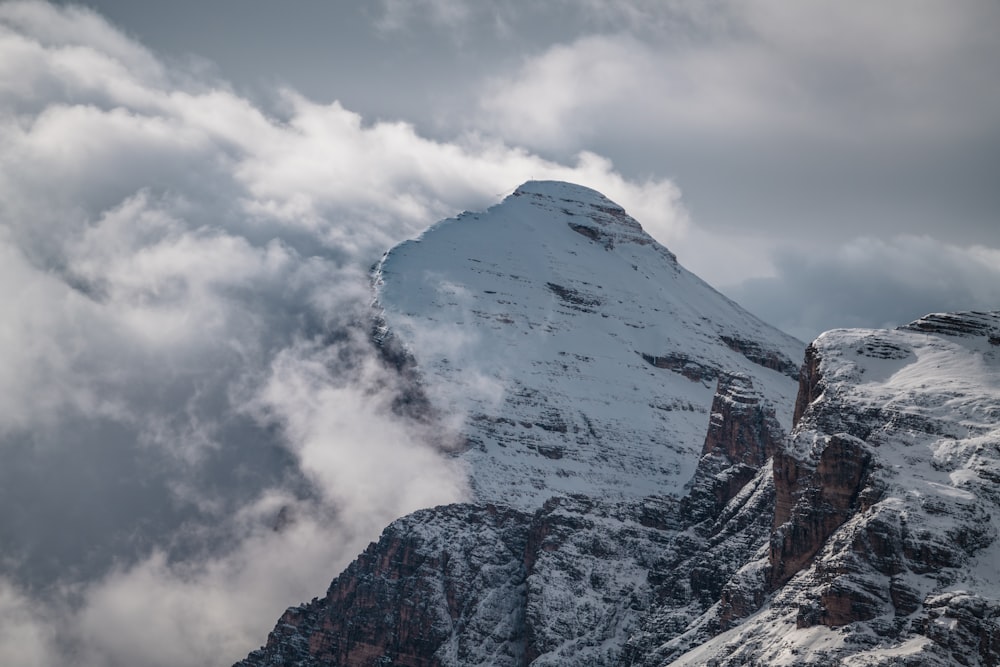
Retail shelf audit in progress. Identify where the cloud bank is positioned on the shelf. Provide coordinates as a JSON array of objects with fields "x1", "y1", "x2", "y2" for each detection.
[
  {"x1": 474, "y1": 0, "x2": 1000, "y2": 153},
  {"x1": 366, "y1": 0, "x2": 1000, "y2": 316},
  {"x1": 0, "y1": 2, "x2": 688, "y2": 665}
]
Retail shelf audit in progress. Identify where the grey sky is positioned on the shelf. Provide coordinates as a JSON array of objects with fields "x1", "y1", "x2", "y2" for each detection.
[
  {"x1": 59, "y1": 0, "x2": 1000, "y2": 339},
  {"x1": 70, "y1": 0, "x2": 1000, "y2": 239}
]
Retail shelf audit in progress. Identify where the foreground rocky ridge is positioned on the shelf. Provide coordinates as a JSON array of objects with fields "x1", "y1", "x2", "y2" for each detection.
[
  {"x1": 669, "y1": 311, "x2": 1000, "y2": 666},
  {"x1": 238, "y1": 182, "x2": 1000, "y2": 666}
]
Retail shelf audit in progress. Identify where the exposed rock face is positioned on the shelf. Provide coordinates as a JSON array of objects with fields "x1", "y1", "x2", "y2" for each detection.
[
  {"x1": 615, "y1": 375, "x2": 789, "y2": 665},
  {"x1": 921, "y1": 593, "x2": 1000, "y2": 667},
  {"x1": 683, "y1": 372, "x2": 784, "y2": 522},
  {"x1": 669, "y1": 311, "x2": 1000, "y2": 666},
  {"x1": 620, "y1": 466, "x2": 778, "y2": 665},
  {"x1": 769, "y1": 432, "x2": 875, "y2": 594},
  {"x1": 237, "y1": 504, "x2": 530, "y2": 667},
  {"x1": 237, "y1": 498, "x2": 686, "y2": 667},
  {"x1": 237, "y1": 370, "x2": 791, "y2": 667},
  {"x1": 718, "y1": 335, "x2": 800, "y2": 380},
  {"x1": 792, "y1": 342, "x2": 823, "y2": 426}
]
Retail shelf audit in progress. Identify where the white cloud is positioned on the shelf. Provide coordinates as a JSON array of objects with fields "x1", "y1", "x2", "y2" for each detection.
[
  {"x1": 66, "y1": 506, "x2": 378, "y2": 667},
  {"x1": 377, "y1": 0, "x2": 476, "y2": 32},
  {"x1": 249, "y1": 336, "x2": 470, "y2": 516},
  {"x1": 479, "y1": 31, "x2": 797, "y2": 150},
  {"x1": 0, "y1": 580, "x2": 59, "y2": 667},
  {"x1": 476, "y1": 0, "x2": 1000, "y2": 149},
  {"x1": 5, "y1": 3, "x2": 992, "y2": 663},
  {"x1": 0, "y1": 2, "x2": 689, "y2": 665}
]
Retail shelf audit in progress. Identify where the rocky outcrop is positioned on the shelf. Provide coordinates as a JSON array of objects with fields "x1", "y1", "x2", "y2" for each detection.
[
  {"x1": 683, "y1": 372, "x2": 784, "y2": 522},
  {"x1": 719, "y1": 334, "x2": 800, "y2": 380},
  {"x1": 921, "y1": 593, "x2": 1000, "y2": 666},
  {"x1": 769, "y1": 432, "x2": 875, "y2": 594},
  {"x1": 638, "y1": 351, "x2": 717, "y2": 383},
  {"x1": 614, "y1": 375, "x2": 787, "y2": 664},
  {"x1": 901, "y1": 310, "x2": 999, "y2": 338},
  {"x1": 238, "y1": 497, "x2": 691, "y2": 667},
  {"x1": 770, "y1": 315, "x2": 1000, "y2": 631},
  {"x1": 238, "y1": 367, "x2": 792, "y2": 667},
  {"x1": 620, "y1": 465, "x2": 778, "y2": 665},
  {"x1": 237, "y1": 504, "x2": 531, "y2": 667},
  {"x1": 792, "y1": 342, "x2": 822, "y2": 426},
  {"x1": 667, "y1": 312, "x2": 1000, "y2": 666}
]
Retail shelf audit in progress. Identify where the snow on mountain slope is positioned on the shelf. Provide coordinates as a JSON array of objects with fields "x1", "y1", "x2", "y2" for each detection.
[
  {"x1": 237, "y1": 474, "x2": 786, "y2": 667},
  {"x1": 373, "y1": 181, "x2": 802, "y2": 509},
  {"x1": 237, "y1": 182, "x2": 808, "y2": 667},
  {"x1": 666, "y1": 311, "x2": 1000, "y2": 666},
  {"x1": 235, "y1": 180, "x2": 999, "y2": 667}
]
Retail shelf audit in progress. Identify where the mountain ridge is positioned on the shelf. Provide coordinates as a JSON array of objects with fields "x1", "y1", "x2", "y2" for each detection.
[{"x1": 238, "y1": 183, "x2": 1000, "y2": 666}]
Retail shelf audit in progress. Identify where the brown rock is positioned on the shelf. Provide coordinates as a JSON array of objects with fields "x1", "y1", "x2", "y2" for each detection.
[
  {"x1": 236, "y1": 503, "x2": 531, "y2": 667},
  {"x1": 769, "y1": 434, "x2": 873, "y2": 591},
  {"x1": 683, "y1": 373, "x2": 785, "y2": 523},
  {"x1": 793, "y1": 343, "x2": 823, "y2": 427}
]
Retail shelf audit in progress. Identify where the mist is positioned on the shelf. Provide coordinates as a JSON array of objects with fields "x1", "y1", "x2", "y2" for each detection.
[{"x1": 0, "y1": 2, "x2": 688, "y2": 664}]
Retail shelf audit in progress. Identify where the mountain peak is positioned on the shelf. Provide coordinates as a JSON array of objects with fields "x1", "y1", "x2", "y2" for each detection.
[
  {"x1": 497, "y1": 180, "x2": 661, "y2": 257},
  {"x1": 511, "y1": 179, "x2": 611, "y2": 201},
  {"x1": 242, "y1": 181, "x2": 1000, "y2": 665},
  {"x1": 374, "y1": 183, "x2": 802, "y2": 509}
]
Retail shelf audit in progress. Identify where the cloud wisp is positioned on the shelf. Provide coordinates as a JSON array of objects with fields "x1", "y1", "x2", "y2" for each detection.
[{"x1": 0, "y1": 2, "x2": 689, "y2": 665}]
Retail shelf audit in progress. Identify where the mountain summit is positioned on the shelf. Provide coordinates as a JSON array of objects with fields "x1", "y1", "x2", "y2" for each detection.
[{"x1": 373, "y1": 180, "x2": 801, "y2": 509}]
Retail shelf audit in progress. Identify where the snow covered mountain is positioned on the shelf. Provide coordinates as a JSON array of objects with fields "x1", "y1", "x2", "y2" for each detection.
[
  {"x1": 371, "y1": 180, "x2": 802, "y2": 509},
  {"x1": 237, "y1": 183, "x2": 1000, "y2": 666},
  {"x1": 237, "y1": 181, "x2": 802, "y2": 666}
]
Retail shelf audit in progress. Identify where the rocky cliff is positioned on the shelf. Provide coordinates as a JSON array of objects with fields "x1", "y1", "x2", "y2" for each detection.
[
  {"x1": 237, "y1": 375, "x2": 783, "y2": 667},
  {"x1": 669, "y1": 311, "x2": 1000, "y2": 666}
]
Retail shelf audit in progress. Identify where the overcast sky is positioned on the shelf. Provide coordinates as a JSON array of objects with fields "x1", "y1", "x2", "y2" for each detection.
[
  {"x1": 1, "y1": 1, "x2": 999, "y2": 665},
  {"x1": 59, "y1": 0, "x2": 1000, "y2": 339}
]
